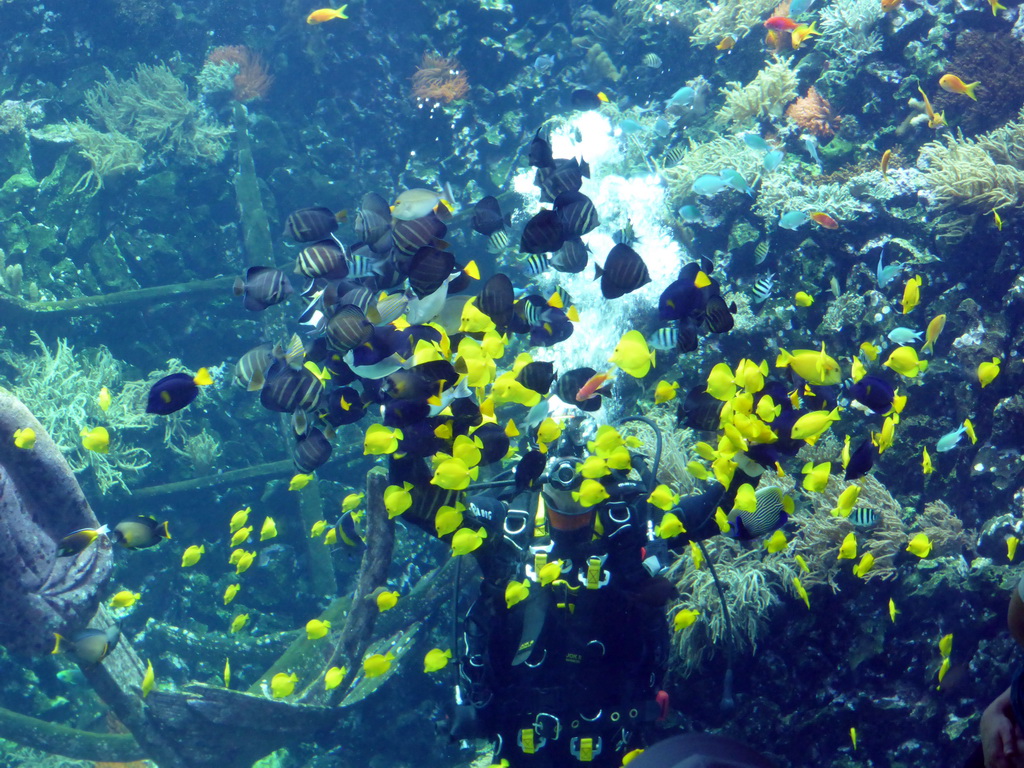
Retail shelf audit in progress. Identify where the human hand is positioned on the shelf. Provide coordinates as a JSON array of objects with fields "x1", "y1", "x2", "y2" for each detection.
[{"x1": 981, "y1": 686, "x2": 1024, "y2": 768}]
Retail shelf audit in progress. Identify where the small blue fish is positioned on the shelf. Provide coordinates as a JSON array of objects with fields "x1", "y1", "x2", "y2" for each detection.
[
  {"x1": 876, "y1": 247, "x2": 902, "y2": 288},
  {"x1": 652, "y1": 117, "x2": 672, "y2": 137},
  {"x1": 887, "y1": 327, "x2": 922, "y2": 344},
  {"x1": 619, "y1": 118, "x2": 645, "y2": 135},
  {"x1": 789, "y1": 0, "x2": 815, "y2": 14},
  {"x1": 666, "y1": 86, "x2": 695, "y2": 109},
  {"x1": 779, "y1": 211, "x2": 809, "y2": 230},
  {"x1": 719, "y1": 168, "x2": 754, "y2": 197},
  {"x1": 936, "y1": 425, "x2": 966, "y2": 453},
  {"x1": 533, "y1": 54, "x2": 555, "y2": 73},
  {"x1": 763, "y1": 150, "x2": 785, "y2": 172},
  {"x1": 742, "y1": 133, "x2": 771, "y2": 153},
  {"x1": 678, "y1": 205, "x2": 702, "y2": 223},
  {"x1": 692, "y1": 175, "x2": 728, "y2": 197},
  {"x1": 803, "y1": 135, "x2": 821, "y2": 165}
]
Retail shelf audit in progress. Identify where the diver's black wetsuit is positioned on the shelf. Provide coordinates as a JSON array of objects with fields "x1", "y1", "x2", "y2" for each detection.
[{"x1": 399, "y1": 468, "x2": 744, "y2": 768}]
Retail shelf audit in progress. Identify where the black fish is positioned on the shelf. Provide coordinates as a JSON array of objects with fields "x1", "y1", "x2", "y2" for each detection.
[
  {"x1": 529, "y1": 309, "x2": 574, "y2": 347},
  {"x1": 472, "y1": 196, "x2": 507, "y2": 236},
  {"x1": 112, "y1": 516, "x2": 170, "y2": 550},
  {"x1": 517, "y1": 361, "x2": 556, "y2": 395},
  {"x1": 678, "y1": 386, "x2": 723, "y2": 431},
  {"x1": 703, "y1": 295, "x2": 736, "y2": 334},
  {"x1": 283, "y1": 206, "x2": 340, "y2": 242},
  {"x1": 520, "y1": 209, "x2": 565, "y2": 254},
  {"x1": 554, "y1": 190, "x2": 600, "y2": 238},
  {"x1": 659, "y1": 276, "x2": 705, "y2": 322},
  {"x1": 847, "y1": 375, "x2": 896, "y2": 415},
  {"x1": 147, "y1": 370, "x2": 212, "y2": 415},
  {"x1": 528, "y1": 130, "x2": 554, "y2": 168},
  {"x1": 535, "y1": 157, "x2": 590, "y2": 201},
  {"x1": 234, "y1": 266, "x2": 293, "y2": 312},
  {"x1": 477, "y1": 274, "x2": 515, "y2": 333},
  {"x1": 676, "y1": 318, "x2": 699, "y2": 352},
  {"x1": 844, "y1": 439, "x2": 878, "y2": 481},
  {"x1": 295, "y1": 239, "x2": 349, "y2": 280},
  {"x1": 408, "y1": 246, "x2": 456, "y2": 298},
  {"x1": 355, "y1": 192, "x2": 392, "y2": 250},
  {"x1": 473, "y1": 422, "x2": 511, "y2": 465},
  {"x1": 555, "y1": 367, "x2": 602, "y2": 412},
  {"x1": 596, "y1": 243, "x2": 650, "y2": 299},
  {"x1": 294, "y1": 428, "x2": 332, "y2": 473},
  {"x1": 326, "y1": 305, "x2": 374, "y2": 352},
  {"x1": 551, "y1": 237, "x2": 590, "y2": 274},
  {"x1": 570, "y1": 88, "x2": 608, "y2": 110},
  {"x1": 392, "y1": 212, "x2": 447, "y2": 256},
  {"x1": 514, "y1": 450, "x2": 547, "y2": 495},
  {"x1": 336, "y1": 510, "x2": 364, "y2": 548},
  {"x1": 323, "y1": 386, "x2": 366, "y2": 426},
  {"x1": 261, "y1": 361, "x2": 324, "y2": 413}
]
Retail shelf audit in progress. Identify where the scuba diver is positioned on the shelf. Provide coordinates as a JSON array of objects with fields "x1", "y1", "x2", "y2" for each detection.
[{"x1": 392, "y1": 412, "x2": 785, "y2": 767}]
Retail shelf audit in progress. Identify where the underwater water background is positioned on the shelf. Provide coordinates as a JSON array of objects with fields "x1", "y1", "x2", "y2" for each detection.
[{"x1": 1, "y1": 0, "x2": 1024, "y2": 765}]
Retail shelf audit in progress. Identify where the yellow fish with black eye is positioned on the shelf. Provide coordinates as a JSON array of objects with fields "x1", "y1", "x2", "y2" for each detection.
[
  {"x1": 654, "y1": 380, "x2": 679, "y2": 404},
  {"x1": 324, "y1": 665, "x2": 347, "y2": 690},
  {"x1": 765, "y1": 530, "x2": 788, "y2": 554},
  {"x1": 837, "y1": 532, "x2": 857, "y2": 560},
  {"x1": 451, "y1": 527, "x2": 487, "y2": 556},
  {"x1": 13, "y1": 427, "x2": 35, "y2": 450},
  {"x1": 375, "y1": 590, "x2": 399, "y2": 612},
  {"x1": 363, "y1": 652, "x2": 395, "y2": 678},
  {"x1": 229, "y1": 613, "x2": 249, "y2": 633},
  {"x1": 609, "y1": 330, "x2": 656, "y2": 379},
  {"x1": 80, "y1": 426, "x2": 110, "y2": 453},
  {"x1": 109, "y1": 590, "x2": 140, "y2": 608},
  {"x1": 673, "y1": 609, "x2": 699, "y2": 631},
  {"x1": 505, "y1": 579, "x2": 530, "y2": 609},
  {"x1": 223, "y1": 583, "x2": 240, "y2": 605},
  {"x1": 978, "y1": 357, "x2": 1001, "y2": 388},
  {"x1": 424, "y1": 648, "x2": 452, "y2": 673},
  {"x1": 181, "y1": 544, "x2": 205, "y2": 567},
  {"x1": 852, "y1": 553, "x2": 874, "y2": 578},
  {"x1": 900, "y1": 275, "x2": 922, "y2": 314},
  {"x1": 906, "y1": 532, "x2": 932, "y2": 558},
  {"x1": 306, "y1": 619, "x2": 331, "y2": 639},
  {"x1": 271, "y1": 672, "x2": 298, "y2": 698}
]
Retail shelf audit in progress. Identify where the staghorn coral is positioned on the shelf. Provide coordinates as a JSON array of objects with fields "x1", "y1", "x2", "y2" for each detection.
[
  {"x1": 715, "y1": 57, "x2": 798, "y2": 127},
  {"x1": 785, "y1": 86, "x2": 841, "y2": 139},
  {"x1": 0, "y1": 334, "x2": 155, "y2": 493},
  {"x1": 204, "y1": 45, "x2": 274, "y2": 102},
  {"x1": 690, "y1": 0, "x2": 779, "y2": 46},
  {"x1": 752, "y1": 173, "x2": 871, "y2": 221},
  {"x1": 918, "y1": 107, "x2": 1024, "y2": 212},
  {"x1": 411, "y1": 52, "x2": 470, "y2": 104}
]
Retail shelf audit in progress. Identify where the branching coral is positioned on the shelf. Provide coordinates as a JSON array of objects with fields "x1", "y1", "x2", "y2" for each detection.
[
  {"x1": 790, "y1": 474, "x2": 908, "y2": 590},
  {"x1": 817, "y1": 0, "x2": 883, "y2": 86},
  {"x1": 690, "y1": 0, "x2": 779, "y2": 46},
  {"x1": 0, "y1": 334, "x2": 153, "y2": 493},
  {"x1": 70, "y1": 63, "x2": 230, "y2": 194},
  {"x1": 715, "y1": 58, "x2": 798, "y2": 127},
  {"x1": 667, "y1": 539, "x2": 796, "y2": 675},
  {"x1": 660, "y1": 135, "x2": 765, "y2": 206},
  {"x1": 411, "y1": 53, "x2": 469, "y2": 104},
  {"x1": 918, "y1": 107, "x2": 1024, "y2": 212},
  {"x1": 785, "y1": 87, "x2": 841, "y2": 139},
  {"x1": 752, "y1": 174, "x2": 871, "y2": 221}
]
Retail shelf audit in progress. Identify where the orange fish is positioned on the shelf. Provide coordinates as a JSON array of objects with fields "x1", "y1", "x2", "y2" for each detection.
[
  {"x1": 939, "y1": 74, "x2": 979, "y2": 101},
  {"x1": 917, "y1": 87, "x2": 946, "y2": 128},
  {"x1": 880, "y1": 149, "x2": 892, "y2": 176},
  {"x1": 809, "y1": 212, "x2": 838, "y2": 229},
  {"x1": 791, "y1": 22, "x2": 821, "y2": 48},
  {"x1": 765, "y1": 15, "x2": 798, "y2": 30},
  {"x1": 716, "y1": 36, "x2": 736, "y2": 51},
  {"x1": 307, "y1": 4, "x2": 348, "y2": 23},
  {"x1": 576, "y1": 370, "x2": 613, "y2": 401},
  {"x1": 764, "y1": 29, "x2": 785, "y2": 51},
  {"x1": 881, "y1": 0, "x2": 902, "y2": 11}
]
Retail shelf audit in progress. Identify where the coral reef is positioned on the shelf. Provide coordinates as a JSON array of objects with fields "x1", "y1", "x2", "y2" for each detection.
[
  {"x1": 690, "y1": 0, "x2": 779, "y2": 46},
  {"x1": 411, "y1": 52, "x2": 470, "y2": 104},
  {"x1": 204, "y1": 46, "x2": 274, "y2": 103},
  {"x1": 661, "y1": 135, "x2": 765, "y2": 205},
  {"x1": 69, "y1": 63, "x2": 230, "y2": 194},
  {"x1": 785, "y1": 87, "x2": 842, "y2": 140},
  {"x1": 715, "y1": 58, "x2": 798, "y2": 127},
  {"x1": 817, "y1": 0, "x2": 883, "y2": 86},
  {"x1": 917, "y1": 107, "x2": 1024, "y2": 212},
  {"x1": 0, "y1": 335, "x2": 153, "y2": 493}
]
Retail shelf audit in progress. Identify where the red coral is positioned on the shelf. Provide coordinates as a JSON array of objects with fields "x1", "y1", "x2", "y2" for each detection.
[
  {"x1": 785, "y1": 86, "x2": 841, "y2": 139},
  {"x1": 411, "y1": 52, "x2": 469, "y2": 104},
  {"x1": 206, "y1": 45, "x2": 274, "y2": 102}
]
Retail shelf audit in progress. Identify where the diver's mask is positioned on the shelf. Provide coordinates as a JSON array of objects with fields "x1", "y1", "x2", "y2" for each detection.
[{"x1": 541, "y1": 456, "x2": 595, "y2": 531}]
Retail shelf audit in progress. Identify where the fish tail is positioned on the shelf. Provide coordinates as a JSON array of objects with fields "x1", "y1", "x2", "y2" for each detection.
[
  {"x1": 52, "y1": 634, "x2": 65, "y2": 654},
  {"x1": 964, "y1": 81, "x2": 980, "y2": 101},
  {"x1": 159, "y1": 521, "x2": 172, "y2": 540}
]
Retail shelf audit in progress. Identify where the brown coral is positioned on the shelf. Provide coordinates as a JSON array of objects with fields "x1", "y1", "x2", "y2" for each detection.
[
  {"x1": 785, "y1": 86, "x2": 841, "y2": 139},
  {"x1": 206, "y1": 45, "x2": 274, "y2": 102},
  {"x1": 411, "y1": 52, "x2": 469, "y2": 105}
]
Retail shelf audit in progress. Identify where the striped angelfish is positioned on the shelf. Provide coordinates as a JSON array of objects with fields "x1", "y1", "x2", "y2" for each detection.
[{"x1": 751, "y1": 273, "x2": 775, "y2": 303}]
